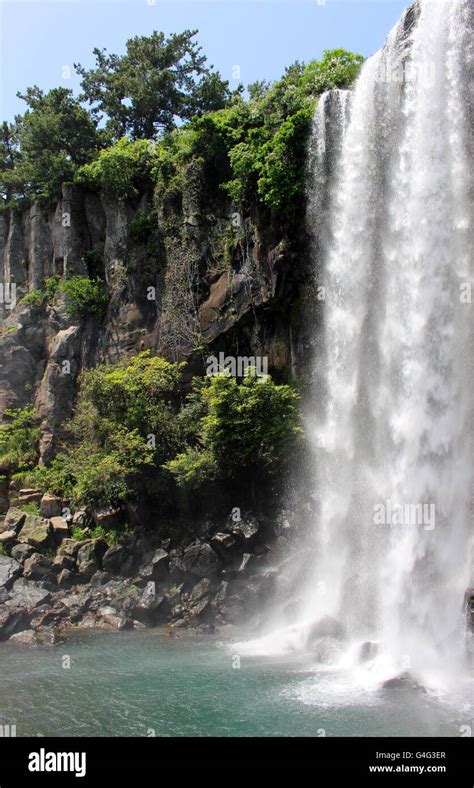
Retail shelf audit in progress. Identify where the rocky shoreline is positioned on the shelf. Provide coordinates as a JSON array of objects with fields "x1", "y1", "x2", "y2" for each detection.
[{"x1": 0, "y1": 489, "x2": 296, "y2": 646}]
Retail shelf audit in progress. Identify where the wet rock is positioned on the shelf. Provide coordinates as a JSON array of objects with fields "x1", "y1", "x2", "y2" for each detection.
[
  {"x1": 97, "y1": 606, "x2": 131, "y2": 631},
  {"x1": 209, "y1": 532, "x2": 238, "y2": 563},
  {"x1": 231, "y1": 520, "x2": 260, "y2": 549},
  {"x1": 138, "y1": 548, "x2": 169, "y2": 582},
  {"x1": 9, "y1": 629, "x2": 38, "y2": 645},
  {"x1": 238, "y1": 553, "x2": 256, "y2": 573},
  {"x1": 0, "y1": 555, "x2": 21, "y2": 588},
  {"x1": 182, "y1": 542, "x2": 221, "y2": 579},
  {"x1": 313, "y1": 637, "x2": 343, "y2": 664},
  {"x1": 39, "y1": 494, "x2": 62, "y2": 519},
  {"x1": 306, "y1": 616, "x2": 346, "y2": 645},
  {"x1": 0, "y1": 607, "x2": 30, "y2": 640},
  {"x1": 17, "y1": 515, "x2": 52, "y2": 549},
  {"x1": 359, "y1": 640, "x2": 380, "y2": 663},
  {"x1": 188, "y1": 578, "x2": 210, "y2": 605},
  {"x1": 382, "y1": 672, "x2": 426, "y2": 693}
]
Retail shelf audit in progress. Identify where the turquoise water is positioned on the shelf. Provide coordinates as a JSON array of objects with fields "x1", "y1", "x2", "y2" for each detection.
[{"x1": 0, "y1": 629, "x2": 471, "y2": 737}]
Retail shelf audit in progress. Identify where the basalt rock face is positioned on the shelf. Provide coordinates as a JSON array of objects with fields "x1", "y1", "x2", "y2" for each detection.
[{"x1": 0, "y1": 177, "x2": 314, "y2": 457}]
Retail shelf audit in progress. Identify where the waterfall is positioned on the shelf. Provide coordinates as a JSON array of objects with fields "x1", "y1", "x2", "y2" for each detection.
[{"x1": 237, "y1": 0, "x2": 473, "y2": 689}]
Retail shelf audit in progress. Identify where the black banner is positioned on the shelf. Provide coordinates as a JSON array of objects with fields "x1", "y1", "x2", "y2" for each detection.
[{"x1": 0, "y1": 737, "x2": 472, "y2": 783}]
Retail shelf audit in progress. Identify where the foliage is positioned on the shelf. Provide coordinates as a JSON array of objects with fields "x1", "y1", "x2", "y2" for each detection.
[
  {"x1": 11, "y1": 87, "x2": 102, "y2": 197},
  {"x1": 59, "y1": 276, "x2": 109, "y2": 320},
  {"x1": 77, "y1": 137, "x2": 153, "y2": 198},
  {"x1": 165, "y1": 372, "x2": 302, "y2": 487},
  {"x1": 20, "y1": 275, "x2": 61, "y2": 308},
  {"x1": 20, "y1": 501, "x2": 41, "y2": 516},
  {"x1": 74, "y1": 30, "x2": 233, "y2": 140},
  {"x1": 0, "y1": 406, "x2": 40, "y2": 473}
]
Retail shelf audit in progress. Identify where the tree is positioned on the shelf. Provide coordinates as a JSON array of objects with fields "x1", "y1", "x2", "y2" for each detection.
[
  {"x1": 165, "y1": 372, "x2": 303, "y2": 488},
  {"x1": 0, "y1": 406, "x2": 40, "y2": 475},
  {"x1": 15, "y1": 87, "x2": 101, "y2": 196},
  {"x1": 75, "y1": 30, "x2": 231, "y2": 140},
  {"x1": 0, "y1": 120, "x2": 23, "y2": 202}
]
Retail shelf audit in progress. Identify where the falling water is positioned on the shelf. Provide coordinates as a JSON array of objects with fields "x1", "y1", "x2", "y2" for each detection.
[{"x1": 237, "y1": 0, "x2": 473, "y2": 691}]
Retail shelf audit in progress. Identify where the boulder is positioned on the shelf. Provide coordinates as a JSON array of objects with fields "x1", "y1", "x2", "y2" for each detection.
[
  {"x1": 40, "y1": 494, "x2": 62, "y2": 519},
  {"x1": 9, "y1": 629, "x2": 38, "y2": 645},
  {"x1": 188, "y1": 578, "x2": 210, "y2": 605},
  {"x1": 2, "y1": 507, "x2": 26, "y2": 534},
  {"x1": 11, "y1": 579, "x2": 51, "y2": 609},
  {"x1": 57, "y1": 568, "x2": 76, "y2": 589},
  {"x1": 359, "y1": 641, "x2": 380, "y2": 663},
  {"x1": 23, "y1": 553, "x2": 55, "y2": 581},
  {"x1": 0, "y1": 529, "x2": 17, "y2": 547},
  {"x1": 52, "y1": 553, "x2": 75, "y2": 571},
  {"x1": 210, "y1": 532, "x2": 238, "y2": 563},
  {"x1": 0, "y1": 606, "x2": 30, "y2": 640},
  {"x1": 0, "y1": 555, "x2": 21, "y2": 588},
  {"x1": 181, "y1": 542, "x2": 221, "y2": 579},
  {"x1": 11, "y1": 543, "x2": 35, "y2": 563},
  {"x1": 102, "y1": 545, "x2": 128, "y2": 574},
  {"x1": 18, "y1": 489, "x2": 42, "y2": 505},
  {"x1": 138, "y1": 549, "x2": 169, "y2": 582},
  {"x1": 231, "y1": 520, "x2": 260, "y2": 549},
  {"x1": 17, "y1": 515, "x2": 52, "y2": 549},
  {"x1": 50, "y1": 516, "x2": 69, "y2": 543},
  {"x1": 97, "y1": 606, "x2": 131, "y2": 631},
  {"x1": 75, "y1": 538, "x2": 107, "y2": 579},
  {"x1": 93, "y1": 507, "x2": 122, "y2": 529},
  {"x1": 76, "y1": 542, "x2": 100, "y2": 580},
  {"x1": 306, "y1": 616, "x2": 346, "y2": 645}
]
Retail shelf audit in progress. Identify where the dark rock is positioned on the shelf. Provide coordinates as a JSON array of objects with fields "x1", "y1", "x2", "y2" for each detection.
[
  {"x1": 210, "y1": 532, "x2": 238, "y2": 563},
  {"x1": 0, "y1": 555, "x2": 21, "y2": 588},
  {"x1": 182, "y1": 542, "x2": 221, "y2": 579},
  {"x1": 231, "y1": 520, "x2": 260, "y2": 549},
  {"x1": 188, "y1": 578, "x2": 210, "y2": 605},
  {"x1": 138, "y1": 548, "x2": 169, "y2": 582},
  {"x1": 102, "y1": 545, "x2": 128, "y2": 574},
  {"x1": 52, "y1": 554, "x2": 75, "y2": 571},
  {"x1": 93, "y1": 507, "x2": 122, "y2": 529},
  {"x1": 57, "y1": 568, "x2": 76, "y2": 589},
  {"x1": 359, "y1": 641, "x2": 380, "y2": 663},
  {"x1": 306, "y1": 616, "x2": 346, "y2": 644},
  {"x1": 11, "y1": 579, "x2": 51, "y2": 609},
  {"x1": 90, "y1": 571, "x2": 113, "y2": 587},
  {"x1": 382, "y1": 672, "x2": 426, "y2": 693}
]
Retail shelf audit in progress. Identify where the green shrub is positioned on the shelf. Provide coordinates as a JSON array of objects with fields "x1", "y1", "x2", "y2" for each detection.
[
  {"x1": 20, "y1": 501, "x2": 41, "y2": 516},
  {"x1": 59, "y1": 276, "x2": 108, "y2": 321},
  {"x1": 165, "y1": 372, "x2": 302, "y2": 487},
  {"x1": 77, "y1": 137, "x2": 153, "y2": 198},
  {"x1": 0, "y1": 406, "x2": 40, "y2": 474}
]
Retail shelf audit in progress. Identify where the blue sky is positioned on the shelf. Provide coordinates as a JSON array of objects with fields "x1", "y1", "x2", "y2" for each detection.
[{"x1": 1, "y1": 0, "x2": 409, "y2": 121}]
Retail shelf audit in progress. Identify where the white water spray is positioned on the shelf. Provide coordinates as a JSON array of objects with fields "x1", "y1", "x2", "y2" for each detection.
[{"x1": 238, "y1": 0, "x2": 473, "y2": 690}]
